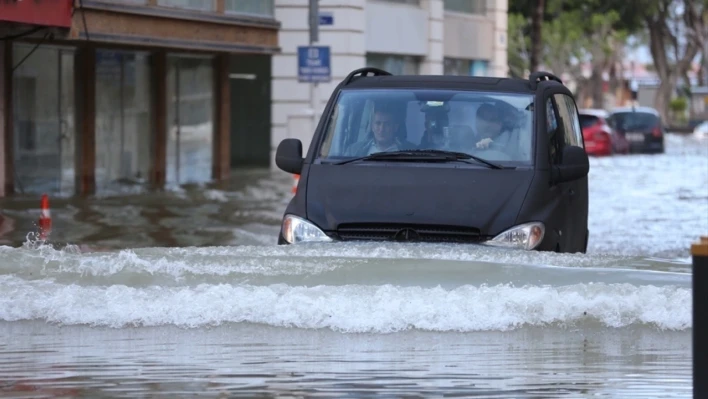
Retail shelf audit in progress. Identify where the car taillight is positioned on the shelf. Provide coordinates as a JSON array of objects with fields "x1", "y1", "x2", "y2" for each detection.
[{"x1": 652, "y1": 127, "x2": 662, "y2": 137}]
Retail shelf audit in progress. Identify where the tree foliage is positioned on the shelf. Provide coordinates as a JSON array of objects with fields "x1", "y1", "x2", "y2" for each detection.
[{"x1": 507, "y1": 0, "x2": 707, "y2": 120}]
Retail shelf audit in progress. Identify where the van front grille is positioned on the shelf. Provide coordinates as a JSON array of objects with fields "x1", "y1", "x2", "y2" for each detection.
[{"x1": 336, "y1": 223, "x2": 484, "y2": 243}]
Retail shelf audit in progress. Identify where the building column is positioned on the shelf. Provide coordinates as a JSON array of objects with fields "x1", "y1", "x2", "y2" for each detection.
[
  {"x1": 271, "y1": 0, "x2": 366, "y2": 169},
  {"x1": 489, "y1": 0, "x2": 509, "y2": 78},
  {"x1": 150, "y1": 50, "x2": 167, "y2": 188},
  {"x1": 216, "y1": 0, "x2": 225, "y2": 13},
  {"x1": 74, "y1": 46, "x2": 96, "y2": 196},
  {"x1": 0, "y1": 41, "x2": 12, "y2": 197},
  {"x1": 212, "y1": 53, "x2": 230, "y2": 181},
  {"x1": 420, "y1": 0, "x2": 444, "y2": 75}
]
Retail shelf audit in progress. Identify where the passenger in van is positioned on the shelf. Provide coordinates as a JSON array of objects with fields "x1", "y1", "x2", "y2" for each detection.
[
  {"x1": 473, "y1": 103, "x2": 526, "y2": 158},
  {"x1": 418, "y1": 105, "x2": 450, "y2": 149},
  {"x1": 346, "y1": 105, "x2": 417, "y2": 156}
]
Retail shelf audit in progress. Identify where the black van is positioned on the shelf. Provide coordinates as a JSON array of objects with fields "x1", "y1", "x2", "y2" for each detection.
[{"x1": 275, "y1": 68, "x2": 590, "y2": 253}]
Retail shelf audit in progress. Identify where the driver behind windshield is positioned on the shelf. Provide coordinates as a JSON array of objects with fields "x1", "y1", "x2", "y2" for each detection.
[{"x1": 346, "y1": 104, "x2": 417, "y2": 156}]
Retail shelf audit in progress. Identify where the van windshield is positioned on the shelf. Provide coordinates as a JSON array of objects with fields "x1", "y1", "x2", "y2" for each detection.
[{"x1": 317, "y1": 89, "x2": 535, "y2": 165}]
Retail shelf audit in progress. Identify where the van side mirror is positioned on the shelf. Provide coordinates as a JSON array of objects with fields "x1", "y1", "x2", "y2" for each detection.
[
  {"x1": 553, "y1": 145, "x2": 589, "y2": 183},
  {"x1": 275, "y1": 138, "x2": 304, "y2": 174}
]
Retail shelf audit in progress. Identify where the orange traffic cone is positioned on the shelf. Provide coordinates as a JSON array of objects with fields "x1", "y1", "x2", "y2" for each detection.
[
  {"x1": 38, "y1": 194, "x2": 51, "y2": 240},
  {"x1": 292, "y1": 174, "x2": 300, "y2": 194}
]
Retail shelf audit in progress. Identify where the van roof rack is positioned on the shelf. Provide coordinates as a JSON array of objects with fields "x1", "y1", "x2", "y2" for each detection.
[
  {"x1": 529, "y1": 71, "x2": 563, "y2": 89},
  {"x1": 343, "y1": 67, "x2": 392, "y2": 86}
]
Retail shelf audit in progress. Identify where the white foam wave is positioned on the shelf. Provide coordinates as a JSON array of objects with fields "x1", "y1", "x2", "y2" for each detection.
[
  {"x1": 0, "y1": 276, "x2": 690, "y2": 332},
  {"x1": 0, "y1": 242, "x2": 689, "y2": 281},
  {"x1": 0, "y1": 245, "x2": 351, "y2": 278}
]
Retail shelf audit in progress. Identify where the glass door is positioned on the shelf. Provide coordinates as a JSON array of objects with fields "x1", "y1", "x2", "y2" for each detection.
[
  {"x1": 12, "y1": 44, "x2": 75, "y2": 195},
  {"x1": 166, "y1": 54, "x2": 214, "y2": 186}
]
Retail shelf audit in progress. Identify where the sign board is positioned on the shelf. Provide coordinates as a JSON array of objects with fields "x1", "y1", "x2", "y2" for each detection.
[
  {"x1": 298, "y1": 46, "x2": 331, "y2": 83},
  {"x1": 319, "y1": 12, "x2": 334, "y2": 26},
  {"x1": 0, "y1": 0, "x2": 73, "y2": 28}
]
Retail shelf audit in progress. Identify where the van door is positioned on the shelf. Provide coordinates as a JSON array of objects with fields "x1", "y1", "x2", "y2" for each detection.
[{"x1": 550, "y1": 93, "x2": 589, "y2": 253}]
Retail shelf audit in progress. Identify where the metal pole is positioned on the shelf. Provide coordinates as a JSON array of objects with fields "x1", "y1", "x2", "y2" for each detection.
[
  {"x1": 693, "y1": 236, "x2": 708, "y2": 399},
  {"x1": 120, "y1": 54, "x2": 125, "y2": 180},
  {"x1": 308, "y1": 0, "x2": 319, "y2": 45},
  {"x1": 57, "y1": 50, "x2": 63, "y2": 193},
  {"x1": 309, "y1": 0, "x2": 319, "y2": 130},
  {"x1": 175, "y1": 61, "x2": 180, "y2": 184}
]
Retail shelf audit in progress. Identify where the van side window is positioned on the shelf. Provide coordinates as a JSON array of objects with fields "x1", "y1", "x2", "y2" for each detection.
[
  {"x1": 553, "y1": 94, "x2": 584, "y2": 149},
  {"x1": 546, "y1": 98, "x2": 562, "y2": 165}
]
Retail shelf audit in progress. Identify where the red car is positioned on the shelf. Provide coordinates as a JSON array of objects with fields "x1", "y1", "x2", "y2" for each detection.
[{"x1": 578, "y1": 109, "x2": 629, "y2": 156}]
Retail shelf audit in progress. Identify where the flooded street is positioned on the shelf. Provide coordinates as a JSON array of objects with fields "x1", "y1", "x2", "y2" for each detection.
[{"x1": 0, "y1": 134, "x2": 706, "y2": 398}]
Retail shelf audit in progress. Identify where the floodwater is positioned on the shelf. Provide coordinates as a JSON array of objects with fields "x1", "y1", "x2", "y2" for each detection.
[{"x1": 0, "y1": 134, "x2": 706, "y2": 398}]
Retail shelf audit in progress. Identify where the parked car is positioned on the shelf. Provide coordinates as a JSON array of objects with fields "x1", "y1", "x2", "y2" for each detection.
[
  {"x1": 606, "y1": 106, "x2": 665, "y2": 154},
  {"x1": 693, "y1": 120, "x2": 708, "y2": 140},
  {"x1": 578, "y1": 108, "x2": 629, "y2": 155},
  {"x1": 274, "y1": 68, "x2": 590, "y2": 253}
]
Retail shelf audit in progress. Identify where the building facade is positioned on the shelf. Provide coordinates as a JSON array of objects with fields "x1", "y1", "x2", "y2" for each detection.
[
  {"x1": 271, "y1": 0, "x2": 508, "y2": 165},
  {"x1": 1, "y1": 0, "x2": 280, "y2": 197}
]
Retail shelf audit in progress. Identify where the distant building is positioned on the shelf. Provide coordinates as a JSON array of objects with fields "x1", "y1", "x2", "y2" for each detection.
[
  {"x1": 271, "y1": 0, "x2": 508, "y2": 166},
  {"x1": 0, "y1": 0, "x2": 280, "y2": 197}
]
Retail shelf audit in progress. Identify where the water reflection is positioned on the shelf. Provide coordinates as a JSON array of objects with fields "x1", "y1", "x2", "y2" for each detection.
[
  {"x1": 0, "y1": 168, "x2": 292, "y2": 250},
  {"x1": 0, "y1": 322, "x2": 691, "y2": 398}
]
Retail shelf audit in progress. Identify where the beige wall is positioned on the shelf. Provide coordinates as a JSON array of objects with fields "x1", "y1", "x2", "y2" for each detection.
[
  {"x1": 366, "y1": 1, "x2": 429, "y2": 56},
  {"x1": 442, "y1": 0, "x2": 508, "y2": 77},
  {"x1": 443, "y1": 13, "x2": 493, "y2": 60}
]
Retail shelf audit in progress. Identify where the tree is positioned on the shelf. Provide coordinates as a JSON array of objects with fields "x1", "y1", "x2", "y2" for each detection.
[
  {"x1": 586, "y1": 11, "x2": 627, "y2": 108},
  {"x1": 644, "y1": 0, "x2": 702, "y2": 122},
  {"x1": 507, "y1": 13, "x2": 530, "y2": 78},
  {"x1": 529, "y1": 0, "x2": 546, "y2": 73},
  {"x1": 541, "y1": 10, "x2": 586, "y2": 85},
  {"x1": 508, "y1": 0, "x2": 646, "y2": 90},
  {"x1": 508, "y1": 0, "x2": 547, "y2": 73},
  {"x1": 684, "y1": 0, "x2": 708, "y2": 85}
]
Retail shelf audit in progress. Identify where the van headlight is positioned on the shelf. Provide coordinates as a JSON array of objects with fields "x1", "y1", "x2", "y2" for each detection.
[
  {"x1": 484, "y1": 222, "x2": 545, "y2": 250},
  {"x1": 281, "y1": 215, "x2": 333, "y2": 244}
]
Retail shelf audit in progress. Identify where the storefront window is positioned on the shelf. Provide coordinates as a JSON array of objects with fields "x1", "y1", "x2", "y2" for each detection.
[
  {"x1": 366, "y1": 53, "x2": 420, "y2": 75},
  {"x1": 95, "y1": 50, "x2": 152, "y2": 192},
  {"x1": 444, "y1": 0, "x2": 485, "y2": 14},
  {"x1": 470, "y1": 59, "x2": 489, "y2": 76},
  {"x1": 166, "y1": 55, "x2": 214, "y2": 186},
  {"x1": 157, "y1": 0, "x2": 214, "y2": 11},
  {"x1": 12, "y1": 44, "x2": 75, "y2": 195},
  {"x1": 444, "y1": 58, "x2": 489, "y2": 76},
  {"x1": 225, "y1": 0, "x2": 274, "y2": 16},
  {"x1": 377, "y1": 0, "x2": 420, "y2": 5},
  {"x1": 444, "y1": 58, "x2": 471, "y2": 76}
]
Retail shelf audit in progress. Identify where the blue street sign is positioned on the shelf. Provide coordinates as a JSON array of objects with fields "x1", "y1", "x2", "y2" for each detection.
[
  {"x1": 298, "y1": 46, "x2": 331, "y2": 83},
  {"x1": 319, "y1": 12, "x2": 334, "y2": 26}
]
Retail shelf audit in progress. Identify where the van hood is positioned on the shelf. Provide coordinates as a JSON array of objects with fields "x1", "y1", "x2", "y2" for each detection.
[{"x1": 304, "y1": 163, "x2": 535, "y2": 239}]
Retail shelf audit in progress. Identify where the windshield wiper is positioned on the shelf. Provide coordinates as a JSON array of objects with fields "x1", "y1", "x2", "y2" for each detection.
[
  {"x1": 401, "y1": 149, "x2": 505, "y2": 169},
  {"x1": 332, "y1": 149, "x2": 505, "y2": 169},
  {"x1": 332, "y1": 150, "x2": 451, "y2": 165}
]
